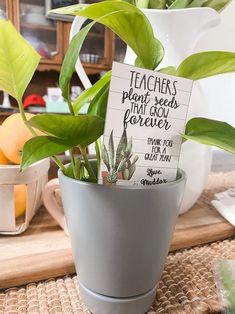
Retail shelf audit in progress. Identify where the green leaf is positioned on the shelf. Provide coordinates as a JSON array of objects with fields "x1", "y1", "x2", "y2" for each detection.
[
  {"x1": 134, "y1": 57, "x2": 144, "y2": 68},
  {"x1": 21, "y1": 136, "x2": 76, "y2": 171},
  {"x1": 182, "y1": 118, "x2": 235, "y2": 154},
  {"x1": 159, "y1": 66, "x2": 177, "y2": 75},
  {"x1": 59, "y1": 20, "x2": 95, "y2": 100},
  {"x1": 168, "y1": 0, "x2": 192, "y2": 9},
  {"x1": 0, "y1": 20, "x2": 40, "y2": 103},
  {"x1": 202, "y1": 0, "x2": 232, "y2": 12},
  {"x1": 51, "y1": 1, "x2": 164, "y2": 70},
  {"x1": 73, "y1": 71, "x2": 111, "y2": 114},
  {"x1": 26, "y1": 114, "x2": 104, "y2": 148},
  {"x1": 177, "y1": 51, "x2": 235, "y2": 81},
  {"x1": 87, "y1": 82, "x2": 109, "y2": 119}
]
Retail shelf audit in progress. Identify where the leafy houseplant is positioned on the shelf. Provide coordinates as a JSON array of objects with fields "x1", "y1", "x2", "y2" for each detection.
[
  {"x1": 1, "y1": 1, "x2": 235, "y2": 180},
  {"x1": 102, "y1": 129, "x2": 139, "y2": 184}
]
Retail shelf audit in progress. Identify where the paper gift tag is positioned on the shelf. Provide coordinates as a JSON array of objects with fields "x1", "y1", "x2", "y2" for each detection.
[{"x1": 99, "y1": 62, "x2": 193, "y2": 186}]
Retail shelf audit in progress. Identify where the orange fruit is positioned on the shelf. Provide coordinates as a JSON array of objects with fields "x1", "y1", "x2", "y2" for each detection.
[
  {"x1": 0, "y1": 148, "x2": 10, "y2": 165},
  {"x1": 14, "y1": 184, "x2": 27, "y2": 218},
  {"x1": 0, "y1": 113, "x2": 36, "y2": 164}
]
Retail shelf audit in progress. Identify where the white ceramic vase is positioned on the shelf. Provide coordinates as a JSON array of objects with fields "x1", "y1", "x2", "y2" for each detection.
[{"x1": 70, "y1": 8, "x2": 221, "y2": 214}]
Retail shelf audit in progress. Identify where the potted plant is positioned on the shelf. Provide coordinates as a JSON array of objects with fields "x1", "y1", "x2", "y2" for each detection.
[{"x1": 1, "y1": 2, "x2": 235, "y2": 312}]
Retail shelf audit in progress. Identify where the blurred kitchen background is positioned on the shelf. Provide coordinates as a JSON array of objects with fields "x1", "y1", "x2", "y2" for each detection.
[{"x1": 0, "y1": 0, "x2": 127, "y2": 113}]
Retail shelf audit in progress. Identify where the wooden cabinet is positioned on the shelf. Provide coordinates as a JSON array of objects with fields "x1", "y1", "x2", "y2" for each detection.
[
  {"x1": 0, "y1": 0, "x2": 12, "y2": 20},
  {"x1": 1, "y1": 0, "x2": 125, "y2": 74}
]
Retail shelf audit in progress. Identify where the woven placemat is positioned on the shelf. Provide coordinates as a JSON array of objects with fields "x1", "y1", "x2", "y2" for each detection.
[{"x1": 1, "y1": 238, "x2": 235, "y2": 314}]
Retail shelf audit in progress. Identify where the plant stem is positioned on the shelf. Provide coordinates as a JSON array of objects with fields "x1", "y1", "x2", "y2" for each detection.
[
  {"x1": 69, "y1": 148, "x2": 77, "y2": 178},
  {"x1": 66, "y1": 86, "x2": 75, "y2": 116},
  {"x1": 67, "y1": 98, "x2": 75, "y2": 116},
  {"x1": 74, "y1": 158, "x2": 81, "y2": 180},
  {"x1": 70, "y1": 148, "x2": 76, "y2": 166},
  {"x1": 80, "y1": 147, "x2": 97, "y2": 182},
  {"x1": 53, "y1": 155, "x2": 66, "y2": 172},
  {"x1": 18, "y1": 100, "x2": 37, "y2": 136}
]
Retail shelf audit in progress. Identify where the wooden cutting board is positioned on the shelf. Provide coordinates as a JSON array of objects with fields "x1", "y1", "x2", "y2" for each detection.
[
  {"x1": 171, "y1": 200, "x2": 235, "y2": 251},
  {"x1": 1, "y1": 171, "x2": 235, "y2": 290}
]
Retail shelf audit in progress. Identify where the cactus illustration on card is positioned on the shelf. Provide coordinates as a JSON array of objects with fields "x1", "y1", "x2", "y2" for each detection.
[{"x1": 101, "y1": 129, "x2": 139, "y2": 184}]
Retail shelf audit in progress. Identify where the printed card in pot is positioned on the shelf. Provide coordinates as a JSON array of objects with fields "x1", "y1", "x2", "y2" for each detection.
[{"x1": 99, "y1": 62, "x2": 193, "y2": 186}]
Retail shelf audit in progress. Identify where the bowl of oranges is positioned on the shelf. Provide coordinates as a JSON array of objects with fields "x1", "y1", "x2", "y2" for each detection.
[{"x1": 0, "y1": 113, "x2": 50, "y2": 234}]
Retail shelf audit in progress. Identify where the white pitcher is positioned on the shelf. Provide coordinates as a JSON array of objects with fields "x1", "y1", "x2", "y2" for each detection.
[{"x1": 70, "y1": 8, "x2": 220, "y2": 214}]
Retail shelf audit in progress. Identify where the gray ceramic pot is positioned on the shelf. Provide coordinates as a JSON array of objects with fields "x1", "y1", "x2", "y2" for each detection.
[{"x1": 58, "y1": 169, "x2": 186, "y2": 314}]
